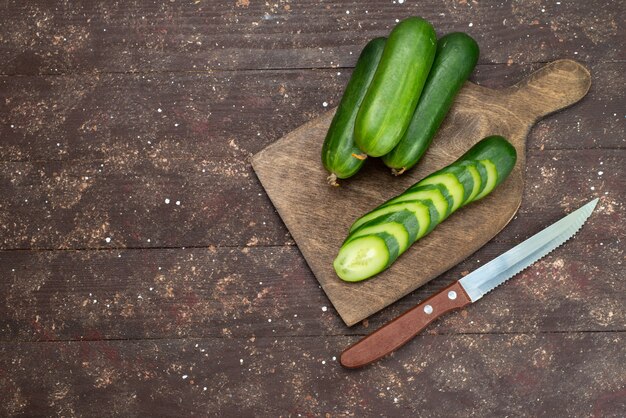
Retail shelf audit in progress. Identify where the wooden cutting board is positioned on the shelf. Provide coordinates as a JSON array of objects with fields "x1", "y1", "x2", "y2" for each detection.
[{"x1": 252, "y1": 59, "x2": 590, "y2": 326}]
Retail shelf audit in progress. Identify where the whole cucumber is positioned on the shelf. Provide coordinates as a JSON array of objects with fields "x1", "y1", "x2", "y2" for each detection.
[
  {"x1": 354, "y1": 17, "x2": 437, "y2": 157},
  {"x1": 321, "y1": 37, "x2": 386, "y2": 186},
  {"x1": 382, "y1": 32, "x2": 479, "y2": 174}
]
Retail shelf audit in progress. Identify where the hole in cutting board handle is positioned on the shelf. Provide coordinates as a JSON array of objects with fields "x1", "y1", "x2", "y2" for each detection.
[{"x1": 505, "y1": 59, "x2": 591, "y2": 121}]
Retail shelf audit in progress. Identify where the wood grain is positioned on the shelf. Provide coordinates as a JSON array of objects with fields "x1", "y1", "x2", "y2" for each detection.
[
  {"x1": 1, "y1": 334, "x2": 624, "y2": 417},
  {"x1": 0, "y1": 0, "x2": 622, "y2": 74},
  {"x1": 253, "y1": 60, "x2": 591, "y2": 326}
]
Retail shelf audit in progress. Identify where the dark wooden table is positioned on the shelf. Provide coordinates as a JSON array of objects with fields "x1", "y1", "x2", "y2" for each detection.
[{"x1": 1, "y1": 1, "x2": 624, "y2": 416}]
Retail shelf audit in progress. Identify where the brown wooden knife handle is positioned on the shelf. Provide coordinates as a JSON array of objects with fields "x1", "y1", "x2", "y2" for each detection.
[{"x1": 340, "y1": 281, "x2": 472, "y2": 369}]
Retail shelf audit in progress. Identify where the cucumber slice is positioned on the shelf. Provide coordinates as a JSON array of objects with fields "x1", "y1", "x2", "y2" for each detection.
[
  {"x1": 417, "y1": 172, "x2": 465, "y2": 212},
  {"x1": 458, "y1": 161, "x2": 482, "y2": 202},
  {"x1": 381, "y1": 185, "x2": 449, "y2": 221},
  {"x1": 333, "y1": 234, "x2": 397, "y2": 282},
  {"x1": 468, "y1": 160, "x2": 489, "y2": 200},
  {"x1": 349, "y1": 201, "x2": 432, "y2": 239},
  {"x1": 347, "y1": 221, "x2": 409, "y2": 253},
  {"x1": 459, "y1": 135, "x2": 517, "y2": 187},
  {"x1": 473, "y1": 159, "x2": 498, "y2": 201},
  {"x1": 347, "y1": 210, "x2": 419, "y2": 246},
  {"x1": 407, "y1": 183, "x2": 455, "y2": 219}
]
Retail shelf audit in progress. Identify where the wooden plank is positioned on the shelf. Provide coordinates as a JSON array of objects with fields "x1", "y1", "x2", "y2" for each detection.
[
  {"x1": 1, "y1": 232, "x2": 623, "y2": 341},
  {"x1": 0, "y1": 148, "x2": 622, "y2": 250},
  {"x1": 1, "y1": 334, "x2": 624, "y2": 416},
  {"x1": 0, "y1": 63, "x2": 623, "y2": 165},
  {"x1": 0, "y1": 0, "x2": 622, "y2": 75}
]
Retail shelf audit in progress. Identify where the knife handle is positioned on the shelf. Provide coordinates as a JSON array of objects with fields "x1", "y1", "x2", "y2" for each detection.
[{"x1": 340, "y1": 281, "x2": 472, "y2": 369}]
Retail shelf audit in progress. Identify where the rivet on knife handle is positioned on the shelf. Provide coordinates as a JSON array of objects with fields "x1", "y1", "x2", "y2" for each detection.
[{"x1": 340, "y1": 281, "x2": 471, "y2": 369}]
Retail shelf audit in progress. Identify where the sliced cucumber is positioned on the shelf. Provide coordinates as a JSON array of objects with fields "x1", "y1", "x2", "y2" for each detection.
[
  {"x1": 380, "y1": 185, "x2": 448, "y2": 221},
  {"x1": 347, "y1": 210, "x2": 419, "y2": 245},
  {"x1": 349, "y1": 201, "x2": 432, "y2": 239},
  {"x1": 416, "y1": 172, "x2": 465, "y2": 212},
  {"x1": 334, "y1": 136, "x2": 517, "y2": 283},
  {"x1": 346, "y1": 221, "x2": 410, "y2": 253},
  {"x1": 333, "y1": 234, "x2": 397, "y2": 282},
  {"x1": 473, "y1": 159, "x2": 498, "y2": 201},
  {"x1": 458, "y1": 135, "x2": 517, "y2": 188},
  {"x1": 407, "y1": 183, "x2": 455, "y2": 219},
  {"x1": 458, "y1": 161, "x2": 482, "y2": 202}
]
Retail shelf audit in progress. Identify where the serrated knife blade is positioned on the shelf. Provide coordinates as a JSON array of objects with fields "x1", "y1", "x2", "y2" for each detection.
[
  {"x1": 459, "y1": 197, "x2": 599, "y2": 302},
  {"x1": 340, "y1": 198, "x2": 599, "y2": 369}
]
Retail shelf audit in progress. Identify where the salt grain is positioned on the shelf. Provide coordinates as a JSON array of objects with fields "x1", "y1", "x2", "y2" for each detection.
[
  {"x1": 322, "y1": 101, "x2": 328, "y2": 107},
  {"x1": 182, "y1": 375, "x2": 188, "y2": 379},
  {"x1": 468, "y1": 22, "x2": 473, "y2": 27},
  {"x1": 322, "y1": 306, "x2": 328, "y2": 312},
  {"x1": 165, "y1": 198, "x2": 170, "y2": 204},
  {"x1": 157, "y1": 108, "x2": 162, "y2": 113},
  {"x1": 176, "y1": 200, "x2": 181, "y2": 206},
  {"x1": 105, "y1": 237, "x2": 111, "y2": 243}
]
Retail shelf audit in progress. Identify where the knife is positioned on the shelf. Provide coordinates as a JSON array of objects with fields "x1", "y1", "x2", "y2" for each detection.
[{"x1": 340, "y1": 198, "x2": 599, "y2": 369}]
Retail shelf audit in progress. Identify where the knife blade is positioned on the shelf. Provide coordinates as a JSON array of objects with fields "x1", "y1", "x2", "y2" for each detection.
[{"x1": 340, "y1": 198, "x2": 599, "y2": 369}]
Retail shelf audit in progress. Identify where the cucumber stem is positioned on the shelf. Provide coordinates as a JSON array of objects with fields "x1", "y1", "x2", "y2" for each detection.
[
  {"x1": 391, "y1": 167, "x2": 406, "y2": 176},
  {"x1": 327, "y1": 173, "x2": 340, "y2": 187}
]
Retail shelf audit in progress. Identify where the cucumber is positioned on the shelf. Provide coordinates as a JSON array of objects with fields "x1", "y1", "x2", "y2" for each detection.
[
  {"x1": 473, "y1": 160, "x2": 498, "y2": 201},
  {"x1": 382, "y1": 32, "x2": 479, "y2": 173},
  {"x1": 333, "y1": 234, "x2": 398, "y2": 282},
  {"x1": 347, "y1": 221, "x2": 410, "y2": 252},
  {"x1": 349, "y1": 200, "x2": 434, "y2": 239},
  {"x1": 457, "y1": 161, "x2": 483, "y2": 202},
  {"x1": 416, "y1": 171, "x2": 466, "y2": 212},
  {"x1": 354, "y1": 17, "x2": 437, "y2": 157},
  {"x1": 334, "y1": 136, "x2": 517, "y2": 282},
  {"x1": 321, "y1": 37, "x2": 387, "y2": 186},
  {"x1": 380, "y1": 185, "x2": 449, "y2": 221},
  {"x1": 346, "y1": 210, "x2": 420, "y2": 246},
  {"x1": 458, "y1": 135, "x2": 517, "y2": 187}
]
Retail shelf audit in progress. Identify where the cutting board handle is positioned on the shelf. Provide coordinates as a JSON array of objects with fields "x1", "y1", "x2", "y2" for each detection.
[{"x1": 505, "y1": 59, "x2": 591, "y2": 122}]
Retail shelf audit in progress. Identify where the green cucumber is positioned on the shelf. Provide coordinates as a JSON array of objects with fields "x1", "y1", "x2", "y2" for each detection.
[
  {"x1": 334, "y1": 136, "x2": 517, "y2": 282},
  {"x1": 457, "y1": 161, "x2": 483, "y2": 202},
  {"x1": 346, "y1": 219, "x2": 409, "y2": 253},
  {"x1": 349, "y1": 200, "x2": 434, "y2": 239},
  {"x1": 347, "y1": 210, "x2": 420, "y2": 247},
  {"x1": 473, "y1": 160, "x2": 498, "y2": 201},
  {"x1": 458, "y1": 135, "x2": 517, "y2": 183},
  {"x1": 354, "y1": 17, "x2": 437, "y2": 157},
  {"x1": 381, "y1": 185, "x2": 449, "y2": 221},
  {"x1": 333, "y1": 234, "x2": 399, "y2": 282},
  {"x1": 321, "y1": 37, "x2": 387, "y2": 186},
  {"x1": 382, "y1": 32, "x2": 479, "y2": 173},
  {"x1": 416, "y1": 171, "x2": 465, "y2": 212}
]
